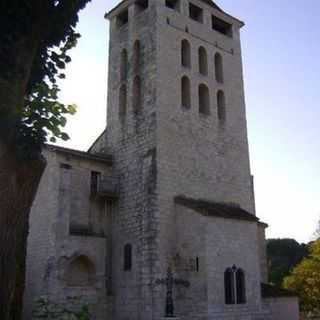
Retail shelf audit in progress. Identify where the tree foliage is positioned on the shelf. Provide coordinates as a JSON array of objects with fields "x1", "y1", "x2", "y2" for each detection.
[
  {"x1": 33, "y1": 296, "x2": 90, "y2": 320},
  {"x1": 283, "y1": 240, "x2": 320, "y2": 315},
  {"x1": 267, "y1": 239, "x2": 308, "y2": 287},
  {"x1": 0, "y1": 0, "x2": 90, "y2": 159}
]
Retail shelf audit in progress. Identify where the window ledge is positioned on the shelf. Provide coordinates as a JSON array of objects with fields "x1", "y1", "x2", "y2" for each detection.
[{"x1": 199, "y1": 112, "x2": 211, "y2": 118}]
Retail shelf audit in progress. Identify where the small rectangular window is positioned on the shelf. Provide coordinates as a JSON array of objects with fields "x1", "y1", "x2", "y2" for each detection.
[
  {"x1": 117, "y1": 9, "x2": 129, "y2": 28},
  {"x1": 212, "y1": 15, "x2": 233, "y2": 37},
  {"x1": 135, "y1": 0, "x2": 148, "y2": 15},
  {"x1": 189, "y1": 3, "x2": 203, "y2": 23},
  {"x1": 91, "y1": 171, "x2": 101, "y2": 195},
  {"x1": 166, "y1": 0, "x2": 180, "y2": 11},
  {"x1": 60, "y1": 163, "x2": 72, "y2": 170}
]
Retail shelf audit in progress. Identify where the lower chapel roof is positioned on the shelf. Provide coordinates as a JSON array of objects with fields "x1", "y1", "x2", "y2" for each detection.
[
  {"x1": 47, "y1": 145, "x2": 113, "y2": 166},
  {"x1": 174, "y1": 196, "x2": 260, "y2": 223}
]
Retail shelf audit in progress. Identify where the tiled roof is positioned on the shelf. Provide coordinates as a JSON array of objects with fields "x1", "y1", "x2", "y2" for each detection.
[
  {"x1": 261, "y1": 283, "x2": 297, "y2": 298},
  {"x1": 174, "y1": 196, "x2": 259, "y2": 222}
]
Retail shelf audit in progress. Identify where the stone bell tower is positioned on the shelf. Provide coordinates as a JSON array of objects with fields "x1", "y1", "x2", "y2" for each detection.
[{"x1": 104, "y1": 0, "x2": 261, "y2": 319}]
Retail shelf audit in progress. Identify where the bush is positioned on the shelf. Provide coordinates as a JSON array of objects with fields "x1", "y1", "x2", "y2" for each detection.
[{"x1": 32, "y1": 296, "x2": 90, "y2": 320}]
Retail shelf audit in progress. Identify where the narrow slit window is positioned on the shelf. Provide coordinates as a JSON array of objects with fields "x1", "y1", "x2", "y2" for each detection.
[
  {"x1": 199, "y1": 46, "x2": 208, "y2": 75},
  {"x1": 119, "y1": 84, "x2": 127, "y2": 118},
  {"x1": 133, "y1": 40, "x2": 141, "y2": 74},
  {"x1": 189, "y1": 3, "x2": 203, "y2": 23},
  {"x1": 166, "y1": 0, "x2": 180, "y2": 11},
  {"x1": 181, "y1": 39, "x2": 191, "y2": 68},
  {"x1": 214, "y1": 52, "x2": 224, "y2": 83},
  {"x1": 90, "y1": 171, "x2": 101, "y2": 195},
  {"x1": 217, "y1": 90, "x2": 226, "y2": 122},
  {"x1": 120, "y1": 49, "x2": 128, "y2": 82},
  {"x1": 212, "y1": 15, "x2": 233, "y2": 37},
  {"x1": 181, "y1": 76, "x2": 191, "y2": 109},
  {"x1": 199, "y1": 84, "x2": 210, "y2": 115},
  {"x1": 117, "y1": 9, "x2": 129, "y2": 28},
  {"x1": 124, "y1": 244, "x2": 132, "y2": 271},
  {"x1": 133, "y1": 76, "x2": 142, "y2": 112}
]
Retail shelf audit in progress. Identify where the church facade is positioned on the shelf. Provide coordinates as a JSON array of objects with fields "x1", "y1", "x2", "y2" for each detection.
[{"x1": 24, "y1": 1, "x2": 299, "y2": 319}]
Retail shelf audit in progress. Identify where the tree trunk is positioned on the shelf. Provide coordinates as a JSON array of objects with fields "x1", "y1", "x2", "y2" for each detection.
[
  {"x1": 10, "y1": 204, "x2": 31, "y2": 320},
  {"x1": 0, "y1": 13, "x2": 46, "y2": 318},
  {"x1": 0, "y1": 141, "x2": 46, "y2": 320}
]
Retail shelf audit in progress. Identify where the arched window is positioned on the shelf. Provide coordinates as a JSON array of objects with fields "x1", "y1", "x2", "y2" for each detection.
[
  {"x1": 181, "y1": 76, "x2": 191, "y2": 109},
  {"x1": 214, "y1": 52, "x2": 224, "y2": 83},
  {"x1": 133, "y1": 76, "x2": 142, "y2": 112},
  {"x1": 119, "y1": 84, "x2": 127, "y2": 117},
  {"x1": 224, "y1": 266, "x2": 247, "y2": 305},
  {"x1": 217, "y1": 90, "x2": 226, "y2": 122},
  {"x1": 224, "y1": 268, "x2": 235, "y2": 305},
  {"x1": 133, "y1": 40, "x2": 140, "y2": 74},
  {"x1": 120, "y1": 49, "x2": 128, "y2": 81},
  {"x1": 124, "y1": 244, "x2": 132, "y2": 271},
  {"x1": 236, "y1": 269, "x2": 246, "y2": 304},
  {"x1": 66, "y1": 255, "x2": 95, "y2": 287},
  {"x1": 199, "y1": 84, "x2": 210, "y2": 115},
  {"x1": 181, "y1": 39, "x2": 191, "y2": 68},
  {"x1": 199, "y1": 46, "x2": 208, "y2": 75}
]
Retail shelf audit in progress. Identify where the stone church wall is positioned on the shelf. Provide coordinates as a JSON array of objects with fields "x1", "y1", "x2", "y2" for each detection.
[
  {"x1": 24, "y1": 148, "x2": 113, "y2": 320},
  {"x1": 206, "y1": 218, "x2": 263, "y2": 319},
  {"x1": 103, "y1": 1, "x2": 161, "y2": 319},
  {"x1": 156, "y1": 0, "x2": 255, "y2": 213},
  {"x1": 153, "y1": 1, "x2": 261, "y2": 318},
  {"x1": 24, "y1": 150, "x2": 61, "y2": 319},
  {"x1": 262, "y1": 297, "x2": 300, "y2": 320},
  {"x1": 173, "y1": 205, "x2": 267, "y2": 320}
]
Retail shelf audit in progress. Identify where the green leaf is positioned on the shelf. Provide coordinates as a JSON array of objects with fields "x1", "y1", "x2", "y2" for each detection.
[
  {"x1": 56, "y1": 61, "x2": 66, "y2": 69},
  {"x1": 60, "y1": 116, "x2": 67, "y2": 127},
  {"x1": 60, "y1": 133, "x2": 70, "y2": 141},
  {"x1": 67, "y1": 104, "x2": 77, "y2": 115}
]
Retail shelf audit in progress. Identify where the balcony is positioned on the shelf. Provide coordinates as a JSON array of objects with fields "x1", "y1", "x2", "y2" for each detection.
[{"x1": 69, "y1": 223, "x2": 106, "y2": 238}]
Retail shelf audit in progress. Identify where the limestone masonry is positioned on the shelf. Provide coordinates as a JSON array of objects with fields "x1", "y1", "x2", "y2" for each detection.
[{"x1": 24, "y1": 0, "x2": 300, "y2": 319}]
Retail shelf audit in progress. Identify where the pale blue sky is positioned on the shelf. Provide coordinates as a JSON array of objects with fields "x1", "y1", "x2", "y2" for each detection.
[{"x1": 59, "y1": 0, "x2": 320, "y2": 243}]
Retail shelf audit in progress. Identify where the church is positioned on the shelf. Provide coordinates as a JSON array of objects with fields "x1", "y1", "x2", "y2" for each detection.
[{"x1": 23, "y1": 0, "x2": 300, "y2": 319}]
